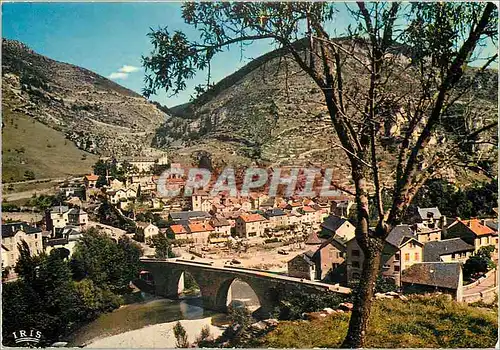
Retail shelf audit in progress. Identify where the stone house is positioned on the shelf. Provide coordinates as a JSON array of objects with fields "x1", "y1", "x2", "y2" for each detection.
[
  {"x1": 83, "y1": 174, "x2": 99, "y2": 188},
  {"x1": 67, "y1": 208, "x2": 88, "y2": 228},
  {"x1": 168, "y1": 224, "x2": 188, "y2": 241},
  {"x1": 187, "y1": 222, "x2": 215, "y2": 244},
  {"x1": 138, "y1": 222, "x2": 160, "y2": 240},
  {"x1": 346, "y1": 225, "x2": 424, "y2": 286},
  {"x1": 414, "y1": 207, "x2": 443, "y2": 229},
  {"x1": 287, "y1": 250, "x2": 317, "y2": 280},
  {"x1": 288, "y1": 236, "x2": 346, "y2": 281},
  {"x1": 2, "y1": 222, "x2": 43, "y2": 271},
  {"x1": 264, "y1": 208, "x2": 289, "y2": 228},
  {"x1": 320, "y1": 215, "x2": 356, "y2": 242},
  {"x1": 299, "y1": 206, "x2": 317, "y2": 224},
  {"x1": 210, "y1": 217, "x2": 232, "y2": 239},
  {"x1": 423, "y1": 238, "x2": 475, "y2": 263},
  {"x1": 235, "y1": 214, "x2": 269, "y2": 239},
  {"x1": 192, "y1": 190, "x2": 212, "y2": 212},
  {"x1": 401, "y1": 262, "x2": 463, "y2": 301},
  {"x1": 446, "y1": 218, "x2": 499, "y2": 260},
  {"x1": 414, "y1": 223, "x2": 442, "y2": 243}
]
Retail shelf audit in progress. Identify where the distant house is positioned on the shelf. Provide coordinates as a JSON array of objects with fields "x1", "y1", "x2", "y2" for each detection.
[
  {"x1": 137, "y1": 222, "x2": 160, "y2": 240},
  {"x1": 264, "y1": 208, "x2": 288, "y2": 228},
  {"x1": 401, "y1": 262, "x2": 463, "y2": 301},
  {"x1": 169, "y1": 211, "x2": 212, "y2": 223},
  {"x1": 187, "y1": 223, "x2": 215, "y2": 244},
  {"x1": 423, "y1": 238, "x2": 475, "y2": 263},
  {"x1": 192, "y1": 190, "x2": 212, "y2": 212},
  {"x1": 2, "y1": 222, "x2": 43, "y2": 271},
  {"x1": 446, "y1": 218, "x2": 499, "y2": 260},
  {"x1": 320, "y1": 215, "x2": 356, "y2": 242},
  {"x1": 83, "y1": 174, "x2": 99, "y2": 188},
  {"x1": 414, "y1": 222, "x2": 442, "y2": 243},
  {"x1": 46, "y1": 205, "x2": 70, "y2": 232},
  {"x1": 67, "y1": 208, "x2": 88, "y2": 228},
  {"x1": 235, "y1": 214, "x2": 269, "y2": 239},
  {"x1": 413, "y1": 207, "x2": 446, "y2": 230},
  {"x1": 299, "y1": 206, "x2": 317, "y2": 224},
  {"x1": 168, "y1": 224, "x2": 188, "y2": 241},
  {"x1": 287, "y1": 251, "x2": 317, "y2": 280},
  {"x1": 44, "y1": 226, "x2": 82, "y2": 256},
  {"x1": 346, "y1": 225, "x2": 424, "y2": 286},
  {"x1": 210, "y1": 217, "x2": 231, "y2": 239},
  {"x1": 288, "y1": 236, "x2": 346, "y2": 281}
]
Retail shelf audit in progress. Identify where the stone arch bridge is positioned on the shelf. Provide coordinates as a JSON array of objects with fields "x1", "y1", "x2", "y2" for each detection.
[{"x1": 140, "y1": 258, "x2": 351, "y2": 316}]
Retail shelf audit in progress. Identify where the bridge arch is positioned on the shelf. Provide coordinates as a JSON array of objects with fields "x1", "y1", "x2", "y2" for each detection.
[{"x1": 215, "y1": 276, "x2": 279, "y2": 315}]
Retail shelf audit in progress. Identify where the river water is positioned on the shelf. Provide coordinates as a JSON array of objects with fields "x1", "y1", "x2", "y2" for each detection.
[{"x1": 66, "y1": 280, "x2": 260, "y2": 347}]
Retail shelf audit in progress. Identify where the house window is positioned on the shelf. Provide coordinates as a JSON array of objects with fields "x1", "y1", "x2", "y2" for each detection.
[
  {"x1": 451, "y1": 253, "x2": 456, "y2": 259},
  {"x1": 414, "y1": 252, "x2": 420, "y2": 261},
  {"x1": 352, "y1": 249, "x2": 360, "y2": 257},
  {"x1": 394, "y1": 265, "x2": 400, "y2": 272},
  {"x1": 35, "y1": 234, "x2": 38, "y2": 239},
  {"x1": 394, "y1": 253, "x2": 400, "y2": 261},
  {"x1": 404, "y1": 253, "x2": 410, "y2": 262},
  {"x1": 352, "y1": 261, "x2": 360, "y2": 268}
]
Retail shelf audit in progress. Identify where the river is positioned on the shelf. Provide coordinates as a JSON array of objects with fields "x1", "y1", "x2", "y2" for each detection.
[{"x1": 66, "y1": 280, "x2": 260, "y2": 347}]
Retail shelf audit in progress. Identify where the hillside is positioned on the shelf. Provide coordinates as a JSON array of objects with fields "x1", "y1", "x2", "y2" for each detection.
[
  {"x1": 153, "y1": 39, "x2": 497, "y2": 185},
  {"x1": 2, "y1": 106, "x2": 98, "y2": 182},
  {"x1": 2, "y1": 39, "x2": 169, "y2": 166}
]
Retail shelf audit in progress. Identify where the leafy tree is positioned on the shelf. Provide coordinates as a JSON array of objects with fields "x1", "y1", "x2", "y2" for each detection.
[
  {"x1": 374, "y1": 276, "x2": 398, "y2": 293},
  {"x1": 463, "y1": 245, "x2": 496, "y2": 281},
  {"x1": 142, "y1": 3, "x2": 497, "y2": 346},
  {"x1": 70, "y1": 228, "x2": 142, "y2": 293},
  {"x1": 173, "y1": 321, "x2": 190, "y2": 348},
  {"x1": 151, "y1": 232, "x2": 175, "y2": 259}
]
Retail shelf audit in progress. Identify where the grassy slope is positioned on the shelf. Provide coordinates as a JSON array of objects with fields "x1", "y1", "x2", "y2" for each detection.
[
  {"x1": 264, "y1": 296, "x2": 498, "y2": 348},
  {"x1": 2, "y1": 109, "x2": 98, "y2": 182}
]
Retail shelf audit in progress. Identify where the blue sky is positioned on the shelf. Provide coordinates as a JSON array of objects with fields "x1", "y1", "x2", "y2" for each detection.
[
  {"x1": 3, "y1": 3, "x2": 497, "y2": 107},
  {"x1": 2, "y1": 2, "x2": 279, "y2": 107}
]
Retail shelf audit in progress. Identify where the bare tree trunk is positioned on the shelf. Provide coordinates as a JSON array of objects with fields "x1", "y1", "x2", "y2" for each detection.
[
  {"x1": 341, "y1": 165, "x2": 387, "y2": 348},
  {"x1": 341, "y1": 238, "x2": 384, "y2": 348}
]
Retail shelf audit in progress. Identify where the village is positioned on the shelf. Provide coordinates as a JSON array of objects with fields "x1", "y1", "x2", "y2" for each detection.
[{"x1": 2, "y1": 154, "x2": 498, "y2": 304}]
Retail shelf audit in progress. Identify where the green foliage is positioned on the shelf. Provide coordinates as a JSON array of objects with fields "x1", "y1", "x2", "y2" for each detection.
[
  {"x1": 97, "y1": 199, "x2": 137, "y2": 232},
  {"x1": 273, "y1": 289, "x2": 350, "y2": 321},
  {"x1": 411, "y1": 179, "x2": 498, "y2": 219},
  {"x1": 374, "y1": 276, "x2": 398, "y2": 293},
  {"x1": 264, "y1": 296, "x2": 498, "y2": 348},
  {"x1": 463, "y1": 245, "x2": 496, "y2": 281},
  {"x1": 173, "y1": 321, "x2": 190, "y2": 348},
  {"x1": 151, "y1": 232, "x2": 175, "y2": 259},
  {"x1": 196, "y1": 325, "x2": 212, "y2": 344},
  {"x1": 182, "y1": 272, "x2": 199, "y2": 293},
  {"x1": 70, "y1": 228, "x2": 143, "y2": 294},
  {"x1": 28, "y1": 193, "x2": 66, "y2": 211}
]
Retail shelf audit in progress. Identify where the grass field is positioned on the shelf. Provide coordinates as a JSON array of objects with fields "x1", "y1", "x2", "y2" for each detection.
[
  {"x1": 2, "y1": 110, "x2": 98, "y2": 182},
  {"x1": 263, "y1": 295, "x2": 498, "y2": 348}
]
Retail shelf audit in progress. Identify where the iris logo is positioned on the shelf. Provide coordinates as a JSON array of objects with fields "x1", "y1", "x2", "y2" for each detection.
[{"x1": 12, "y1": 329, "x2": 42, "y2": 345}]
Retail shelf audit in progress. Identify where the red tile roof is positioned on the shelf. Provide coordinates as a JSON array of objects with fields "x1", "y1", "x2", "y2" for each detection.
[
  {"x1": 239, "y1": 214, "x2": 267, "y2": 223},
  {"x1": 302, "y1": 206, "x2": 317, "y2": 213},
  {"x1": 459, "y1": 219, "x2": 496, "y2": 236},
  {"x1": 85, "y1": 174, "x2": 99, "y2": 181},
  {"x1": 170, "y1": 225, "x2": 187, "y2": 234},
  {"x1": 188, "y1": 223, "x2": 214, "y2": 233}
]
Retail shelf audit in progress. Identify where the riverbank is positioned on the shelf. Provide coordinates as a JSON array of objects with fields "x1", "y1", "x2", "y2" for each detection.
[
  {"x1": 66, "y1": 296, "x2": 220, "y2": 347},
  {"x1": 86, "y1": 317, "x2": 224, "y2": 348}
]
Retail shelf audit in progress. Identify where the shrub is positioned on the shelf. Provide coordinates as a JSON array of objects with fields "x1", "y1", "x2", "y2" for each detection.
[{"x1": 173, "y1": 321, "x2": 189, "y2": 348}]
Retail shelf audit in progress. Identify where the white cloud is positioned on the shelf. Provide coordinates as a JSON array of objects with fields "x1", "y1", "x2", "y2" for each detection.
[
  {"x1": 107, "y1": 72, "x2": 129, "y2": 80},
  {"x1": 118, "y1": 65, "x2": 140, "y2": 73},
  {"x1": 107, "y1": 65, "x2": 140, "y2": 80}
]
